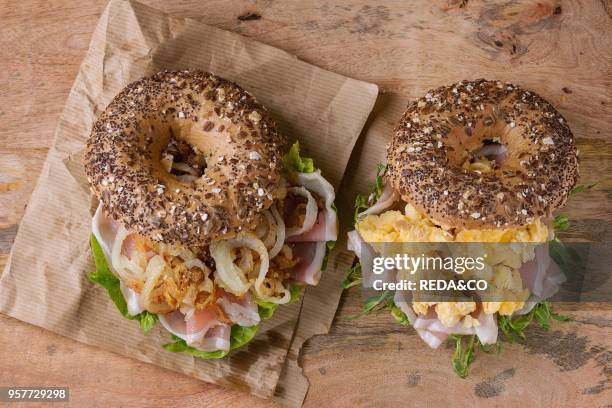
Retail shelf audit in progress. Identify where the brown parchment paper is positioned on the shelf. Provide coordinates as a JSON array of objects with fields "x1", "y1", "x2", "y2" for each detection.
[{"x1": 0, "y1": 0, "x2": 378, "y2": 404}]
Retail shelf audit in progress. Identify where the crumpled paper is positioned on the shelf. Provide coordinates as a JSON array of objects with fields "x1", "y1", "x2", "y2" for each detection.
[{"x1": 0, "y1": 0, "x2": 378, "y2": 405}]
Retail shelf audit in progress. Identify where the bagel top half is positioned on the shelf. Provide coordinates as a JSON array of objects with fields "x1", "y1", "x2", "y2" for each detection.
[
  {"x1": 387, "y1": 79, "x2": 579, "y2": 230},
  {"x1": 84, "y1": 70, "x2": 286, "y2": 246}
]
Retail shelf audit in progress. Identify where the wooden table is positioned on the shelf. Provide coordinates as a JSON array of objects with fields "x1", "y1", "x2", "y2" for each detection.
[{"x1": 1, "y1": 1, "x2": 610, "y2": 406}]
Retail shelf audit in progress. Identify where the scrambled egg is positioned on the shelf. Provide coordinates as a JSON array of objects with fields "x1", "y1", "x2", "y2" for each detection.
[
  {"x1": 357, "y1": 209, "x2": 453, "y2": 243},
  {"x1": 455, "y1": 220, "x2": 548, "y2": 243},
  {"x1": 357, "y1": 203, "x2": 549, "y2": 327},
  {"x1": 357, "y1": 205, "x2": 548, "y2": 244}
]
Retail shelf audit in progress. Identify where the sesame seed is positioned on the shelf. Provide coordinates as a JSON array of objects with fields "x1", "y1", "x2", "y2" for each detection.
[
  {"x1": 248, "y1": 111, "x2": 262, "y2": 122},
  {"x1": 216, "y1": 88, "x2": 225, "y2": 101}
]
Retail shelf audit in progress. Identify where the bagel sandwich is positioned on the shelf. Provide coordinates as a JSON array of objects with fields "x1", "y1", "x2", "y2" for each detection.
[
  {"x1": 84, "y1": 70, "x2": 338, "y2": 358},
  {"x1": 346, "y1": 79, "x2": 580, "y2": 376}
]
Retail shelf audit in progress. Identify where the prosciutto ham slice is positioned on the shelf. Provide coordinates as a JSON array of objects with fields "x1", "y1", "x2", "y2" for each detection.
[
  {"x1": 393, "y1": 291, "x2": 498, "y2": 349},
  {"x1": 286, "y1": 210, "x2": 329, "y2": 242},
  {"x1": 413, "y1": 309, "x2": 478, "y2": 336},
  {"x1": 158, "y1": 308, "x2": 231, "y2": 352},
  {"x1": 217, "y1": 290, "x2": 260, "y2": 327},
  {"x1": 289, "y1": 241, "x2": 327, "y2": 285},
  {"x1": 473, "y1": 309, "x2": 498, "y2": 345},
  {"x1": 92, "y1": 202, "x2": 121, "y2": 260},
  {"x1": 285, "y1": 187, "x2": 319, "y2": 238},
  {"x1": 347, "y1": 230, "x2": 393, "y2": 288},
  {"x1": 519, "y1": 243, "x2": 566, "y2": 299},
  {"x1": 286, "y1": 170, "x2": 338, "y2": 242},
  {"x1": 358, "y1": 183, "x2": 399, "y2": 219},
  {"x1": 514, "y1": 243, "x2": 566, "y2": 315},
  {"x1": 346, "y1": 183, "x2": 398, "y2": 287},
  {"x1": 275, "y1": 170, "x2": 337, "y2": 286},
  {"x1": 92, "y1": 203, "x2": 154, "y2": 272},
  {"x1": 200, "y1": 325, "x2": 231, "y2": 352},
  {"x1": 414, "y1": 309, "x2": 497, "y2": 349},
  {"x1": 347, "y1": 230, "x2": 364, "y2": 256},
  {"x1": 120, "y1": 282, "x2": 145, "y2": 316},
  {"x1": 159, "y1": 288, "x2": 262, "y2": 351}
]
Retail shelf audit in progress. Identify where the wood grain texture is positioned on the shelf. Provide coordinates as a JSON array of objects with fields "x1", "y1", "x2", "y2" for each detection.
[{"x1": 0, "y1": 0, "x2": 610, "y2": 406}]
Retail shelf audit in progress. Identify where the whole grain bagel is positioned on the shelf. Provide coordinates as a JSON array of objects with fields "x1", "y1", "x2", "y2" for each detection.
[
  {"x1": 387, "y1": 79, "x2": 579, "y2": 229},
  {"x1": 84, "y1": 70, "x2": 286, "y2": 245}
]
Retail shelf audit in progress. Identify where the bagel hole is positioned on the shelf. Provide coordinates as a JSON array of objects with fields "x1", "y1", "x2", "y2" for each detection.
[
  {"x1": 478, "y1": 139, "x2": 507, "y2": 163},
  {"x1": 463, "y1": 139, "x2": 508, "y2": 173},
  {"x1": 161, "y1": 131, "x2": 206, "y2": 182}
]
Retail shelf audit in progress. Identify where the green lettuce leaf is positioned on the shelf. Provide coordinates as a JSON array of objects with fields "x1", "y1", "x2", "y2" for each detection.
[
  {"x1": 553, "y1": 214, "x2": 570, "y2": 233},
  {"x1": 353, "y1": 195, "x2": 369, "y2": 227},
  {"x1": 353, "y1": 164, "x2": 387, "y2": 226},
  {"x1": 255, "y1": 299, "x2": 278, "y2": 320},
  {"x1": 283, "y1": 141, "x2": 314, "y2": 173},
  {"x1": 498, "y1": 301, "x2": 571, "y2": 343},
  {"x1": 255, "y1": 284, "x2": 303, "y2": 320},
  {"x1": 451, "y1": 335, "x2": 476, "y2": 379},
  {"x1": 554, "y1": 182, "x2": 597, "y2": 235},
  {"x1": 138, "y1": 311, "x2": 158, "y2": 335},
  {"x1": 348, "y1": 290, "x2": 394, "y2": 319},
  {"x1": 321, "y1": 203, "x2": 338, "y2": 271},
  {"x1": 89, "y1": 234, "x2": 128, "y2": 316},
  {"x1": 162, "y1": 335, "x2": 228, "y2": 359},
  {"x1": 230, "y1": 325, "x2": 259, "y2": 350},
  {"x1": 342, "y1": 263, "x2": 362, "y2": 289},
  {"x1": 570, "y1": 183, "x2": 596, "y2": 196},
  {"x1": 88, "y1": 234, "x2": 157, "y2": 335},
  {"x1": 550, "y1": 238, "x2": 582, "y2": 276},
  {"x1": 389, "y1": 301, "x2": 411, "y2": 327},
  {"x1": 288, "y1": 284, "x2": 304, "y2": 304},
  {"x1": 162, "y1": 324, "x2": 260, "y2": 359},
  {"x1": 448, "y1": 302, "x2": 571, "y2": 377},
  {"x1": 322, "y1": 240, "x2": 336, "y2": 271},
  {"x1": 372, "y1": 163, "x2": 386, "y2": 199}
]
